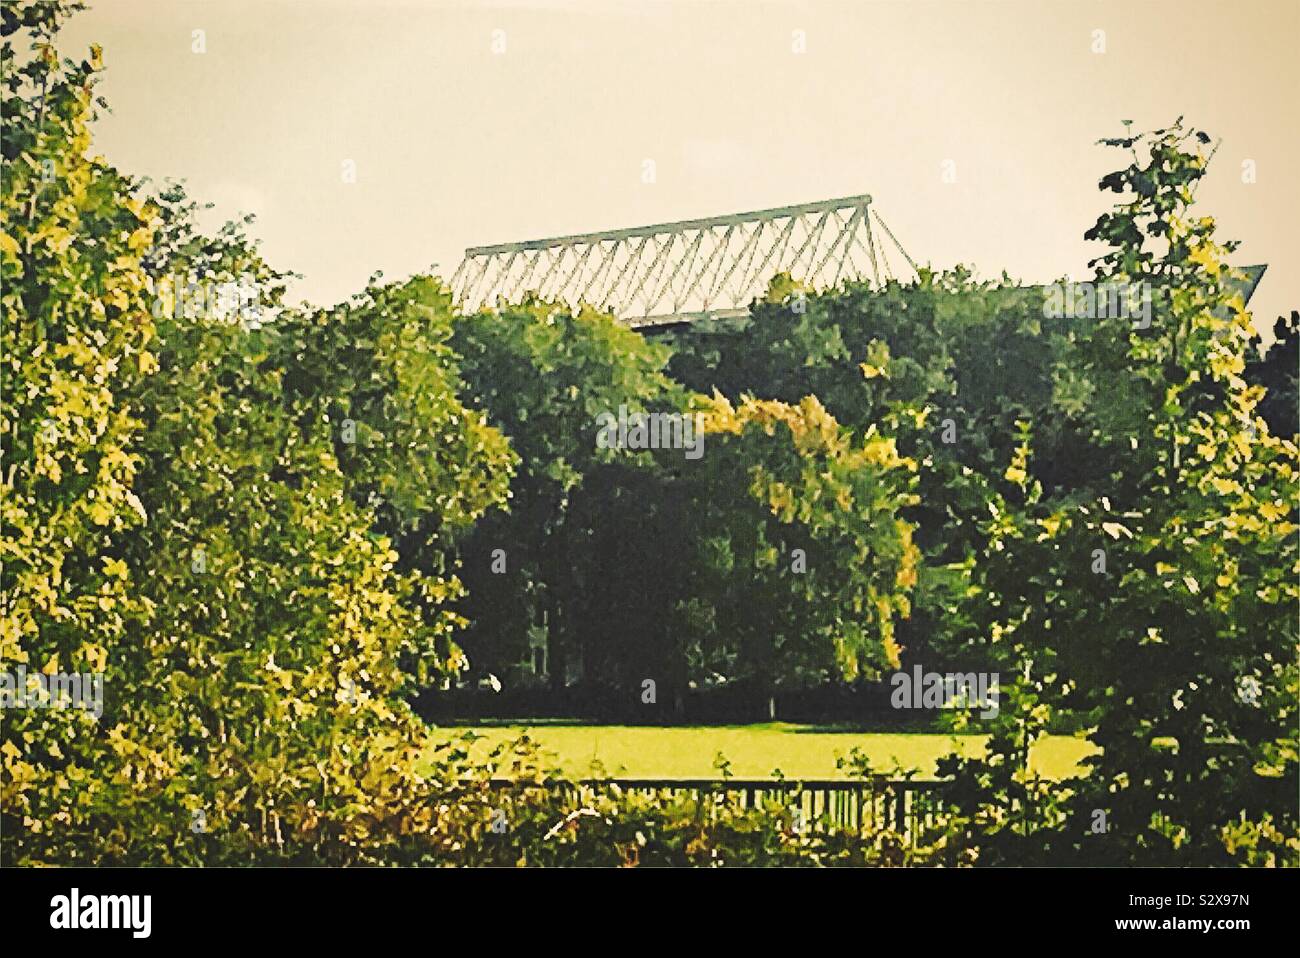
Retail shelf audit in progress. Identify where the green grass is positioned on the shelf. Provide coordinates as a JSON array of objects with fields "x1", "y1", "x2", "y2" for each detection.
[{"x1": 426, "y1": 722, "x2": 1096, "y2": 781}]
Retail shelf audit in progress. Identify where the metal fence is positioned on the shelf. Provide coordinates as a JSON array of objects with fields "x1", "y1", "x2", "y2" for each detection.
[{"x1": 490, "y1": 776, "x2": 949, "y2": 841}]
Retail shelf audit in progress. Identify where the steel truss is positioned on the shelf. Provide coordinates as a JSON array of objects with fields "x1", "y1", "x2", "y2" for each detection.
[{"x1": 449, "y1": 194, "x2": 916, "y2": 328}]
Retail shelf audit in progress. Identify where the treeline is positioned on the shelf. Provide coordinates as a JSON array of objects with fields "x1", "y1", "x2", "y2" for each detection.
[
  {"x1": 448, "y1": 295, "x2": 918, "y2": 716},
  {"x1": 2, "y1": 2, "x2": 1295, "y2": 865}
]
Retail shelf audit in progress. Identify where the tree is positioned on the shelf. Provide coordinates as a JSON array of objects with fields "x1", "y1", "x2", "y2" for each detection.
[
  {"x1": 1, "y1": 5, "x2": 519, "y2": 863},
  {"x1": 1, "y1": 0, "x2": 158, "y2": 860},
  {"x1": 449, "y1": 299, "x2": 683, "y2": 692},
  {"x1": 939, "y1": 121, "x2": 1299, "y2": 866},
  {"x1": 269, "y1": 275, "x2": 516, "y2": 684},
  {"x1": 677, "y1": 386, "x2": 921, "y2": 708},
  {"x1": 662, "y1": 271, "x2": 1075, "y2": 676},
  {"x1": 1248, "y1": 311, "x2": 1298, "y2": 441}
]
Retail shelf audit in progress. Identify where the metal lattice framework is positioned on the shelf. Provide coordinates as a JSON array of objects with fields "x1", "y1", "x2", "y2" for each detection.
[{"x1": 449, "y1": 193, "x2": 917, "y2": 328}]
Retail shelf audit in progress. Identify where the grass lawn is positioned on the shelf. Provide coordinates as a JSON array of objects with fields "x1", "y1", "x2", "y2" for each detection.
[{"x1": 426, "y1": 722, "x2": 1096, "y2": 781}]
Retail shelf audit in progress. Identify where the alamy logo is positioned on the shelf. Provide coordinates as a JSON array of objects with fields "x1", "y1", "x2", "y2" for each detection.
[
  {"x1": 595, "y1": 405, "x2": 705, "y2": 460},
  {"x1": 0, "y1": 667, "x2": 103, "y2": 721},
  {"x1": 50, "y1": 888, "x2": 151, "y2": 938},
  {"x1": 890, "y1": 664, "x2": 1000, "y2": 718},
  {"x1": 151, "y1": 271, "x2": 262, "y2": 323},
  {"x1": 1042, "y1": 280, "x2": 1151, "y2": 330}
]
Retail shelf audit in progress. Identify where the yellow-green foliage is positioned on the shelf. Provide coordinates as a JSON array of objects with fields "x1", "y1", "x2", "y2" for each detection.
[{"x1": 1, "y1": 23, "x2": 157, "y2": 856}]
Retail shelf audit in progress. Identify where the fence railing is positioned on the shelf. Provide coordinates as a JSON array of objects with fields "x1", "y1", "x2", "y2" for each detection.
[{"x1": 489, "y1": 777, "x2": 949, "y2": 841}]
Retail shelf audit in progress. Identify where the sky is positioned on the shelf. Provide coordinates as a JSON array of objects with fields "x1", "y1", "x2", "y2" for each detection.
[{"x1": 61, "y1": 0, "x2": 1300, "y2": 328}]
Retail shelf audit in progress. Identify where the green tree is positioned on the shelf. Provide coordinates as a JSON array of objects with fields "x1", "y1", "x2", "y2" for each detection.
[
  {"x1": 662, "y1": 270, "x2": 1075, "y2": 677},
  {"x1": 449, "y1": 299, "x2": 682, "y2": 692},
  {"x1": 1248, "y1": 311, "x2": 1298, "y2": 441},
  {"x1": 677, "y1": 386, "x2": 921, "y2": 708},
  {"x1": 939, "y1": 121, "x2": 1299, "y2": 866},
  {"x1": 270, "y1": 275, "x2": 516, "y2": 684},
  {"x1": 1, "y1": 5, "x2": 519, "y2": 864},
  {"x1": 1, "y1": 0, "x2": 157, "y2": 857}
]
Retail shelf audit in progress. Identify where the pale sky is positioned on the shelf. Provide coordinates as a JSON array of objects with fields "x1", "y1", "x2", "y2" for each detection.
[{"x1": 64, "y1": 0, "x2": 1299, "y2": 327}]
